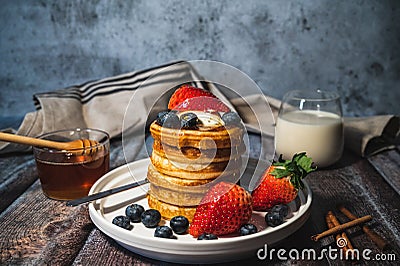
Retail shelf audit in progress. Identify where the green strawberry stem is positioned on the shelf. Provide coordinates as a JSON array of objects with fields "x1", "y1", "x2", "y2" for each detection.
[{"x1": 270, "y1": 152, "x2": 316, "y2": 190}]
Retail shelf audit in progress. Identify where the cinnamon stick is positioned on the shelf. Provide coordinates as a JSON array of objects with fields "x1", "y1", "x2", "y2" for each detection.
[
  {"x1": 326, "y1": 211, "x2": 354, "y2": 256},
  {"x1": 312, "y1": 215, "x2": 372, "y2": 241},
  {"x1": 337, "y1": 205, "x2": 387, "y2": 250},
  {"x1": 342, "y1": 232, "x2": 354, "y2": 250},
  {"x1": 325, "y1": 213, "x2": 343, "y2": 247},
  {"x1": 325, "y1": 213, "x2": 335, "y2": 229}
]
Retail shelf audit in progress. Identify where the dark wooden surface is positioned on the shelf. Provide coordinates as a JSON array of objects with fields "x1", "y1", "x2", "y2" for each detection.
[{"x1": 1, "y1": 133, "x2": 399, "y2": 265}]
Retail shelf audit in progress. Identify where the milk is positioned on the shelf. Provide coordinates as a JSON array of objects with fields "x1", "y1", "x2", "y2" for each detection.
[{"x1": 275, "y1": 110, "x2": 343, "y2": 167}]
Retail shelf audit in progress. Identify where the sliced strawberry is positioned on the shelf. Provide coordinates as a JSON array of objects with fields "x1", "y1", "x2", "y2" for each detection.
[
  {"x1": 251, "y1": 153, "x2": 316, "y2": 211},
  {"x1": 168, "y1": 85, "x2": 216, "y2": 110},
  {"x1": 174, "y1": 96, "x2": 230, "y2": 112},
  {"x1": 189, "y1": 182, "x2": 253, "y2": 237}
]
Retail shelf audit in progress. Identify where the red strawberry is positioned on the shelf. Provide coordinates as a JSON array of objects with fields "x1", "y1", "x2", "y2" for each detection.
[
  {"x1": 168, "y1": 85, "x2": 230, "y2": 112},
  {"x1": 189, "y1": 182, "x2": 253, "y2": 237},
  {"x1": 251, "y1": 153, "x2": 316, "y2": 211},
  {"x1": 168, "y1": 85, "x2": 215, "y2": 109},
  {"x1": 175, "y1": 96, "x2": 230, "y2": 112}
]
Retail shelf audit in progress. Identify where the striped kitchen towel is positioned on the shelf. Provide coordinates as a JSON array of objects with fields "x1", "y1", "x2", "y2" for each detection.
[{"x1": 0, "y1": 60, "x2": 276, "y2": 157}]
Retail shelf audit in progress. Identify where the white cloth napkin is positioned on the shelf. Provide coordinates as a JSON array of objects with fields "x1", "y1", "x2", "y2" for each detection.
[{"x1": 1, "y1": 61, "x2": 398, "y2": 159}]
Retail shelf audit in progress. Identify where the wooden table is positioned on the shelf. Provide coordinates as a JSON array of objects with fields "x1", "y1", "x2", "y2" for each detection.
[{"x1": 1, "y1": 133, "x2": 399, "y2": 265}]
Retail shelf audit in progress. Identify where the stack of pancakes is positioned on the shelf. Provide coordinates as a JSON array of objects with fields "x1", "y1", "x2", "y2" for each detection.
[{"x1": 147, "y1": 113, "x2": 245, "y2": 221}]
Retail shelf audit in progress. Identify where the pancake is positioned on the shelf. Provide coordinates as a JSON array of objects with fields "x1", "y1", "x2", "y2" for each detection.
[
  {"x1": 152, "y1": 139, "x2": 246, "y2": 163},
  {"x1": 150, "y1": 121, "x2": 244, "y2": 149},
  {"x1": 151, "y1": 151, "x2": 236, "y2": 172},
  {"x1": 147, "y1": 163, "x2": 239, "y2": 206},
  {"x1": 147, "y1": 193, "x2": 197, "y2": 222},
  {"x1": 150, "y1": 152, "x2": 242, "y2": 179},
  {"x1": 149, "y1": 184, "x2": 205, "y2": 206},
  {"x1": 147, "y1": 164, "x2": 214, "y2": 190}
]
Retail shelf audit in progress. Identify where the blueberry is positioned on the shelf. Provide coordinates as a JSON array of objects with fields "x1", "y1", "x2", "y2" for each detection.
[
  {"x1": 180, "y1": 112, "x2": 201, "y2": 129},
  {"x1": 197, "y1": 233, "x2": 218, "y2": 240},
  {"x1": 154, "y1": 225, "x2": 174, "y2": 239},
  {"x1": 156, "y1": 111, "x2": 168, "y2": 124},
  {"x1": 156, "y1": 111, "x2": 180, "y2": 128},
  {"x1": 239, "y1": 223, "x2": 258, "y2": 236},
  {"x1": 170, "y1": 216, "x2": 189, "y2": 234},
  {"x1": 112, "y1": 215, "x2": 132, "y2": 230},
  {"x1": 271, "y1": 204, "x2": 289, "y2": 218},
  {"x1": 125, "y1": 204, "x2": 145, "y2": 222},
  {"x1": 141, "y1": 209, "x2": 161, "y2": 228},
  {"x1": 222, "y1": 112, "x2": 241, "y2": 126},
  {"x1": 265, "y1": 212, "x2": 284, "y2": 227}
]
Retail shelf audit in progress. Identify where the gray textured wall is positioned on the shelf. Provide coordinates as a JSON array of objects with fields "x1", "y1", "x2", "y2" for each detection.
[{"x1": 0, "y1": 0, "x2": 399, "y2": 118}]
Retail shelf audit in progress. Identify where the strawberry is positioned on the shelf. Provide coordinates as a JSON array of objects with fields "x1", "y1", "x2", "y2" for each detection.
[
  {"x1": 168, "y1": 85, "x2": 215, "y2": 109},
  {"x1": 168, "y1": 85, "x2": 230, "y2": 112},
  {"x1": 251, "y1": 153, "x2": 316, "y2": 211},
  {"x1": 189, "y1": 182, "x2": 253, "y2": 237},
  {"x1": 175, "y1": 96, "x2": 230, "y2": 112}
]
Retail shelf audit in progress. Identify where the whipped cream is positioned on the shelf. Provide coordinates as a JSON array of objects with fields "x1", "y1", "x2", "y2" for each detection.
[{"x1": 178, "y1": 111, "x2": 224, "y2": 128}]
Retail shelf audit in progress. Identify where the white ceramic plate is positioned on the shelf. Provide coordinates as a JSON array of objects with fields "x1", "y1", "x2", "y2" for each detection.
[{"x1": 88, "y1": 158, "x2": 312, "y2": 264}]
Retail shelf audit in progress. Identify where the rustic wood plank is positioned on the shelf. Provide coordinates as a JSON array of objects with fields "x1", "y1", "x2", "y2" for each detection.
[
  {"x1": 367, "y1": 148, "x2": 400, "y2": 196},
  {"x1": 0, "y1": 152, "x2": 37, "y2": 213},
  {"x1": 304, "y1": 150, "x2": 400, "y2": 265},
  {"x1": 352, "y1": 153, "x2": 400, "y2": 249},
  {"x1": 0, "y1": 138, "x2": 128, "y2": 265},
  {"x1": 72, "y1": 229, "x2": 166, "y2": 266},
  {"x1": 0, "y1": 181, "x2": 93, "y2": 265},
  {"x1": 72, "y1": 224, "x2": 324, "y2": 266}
]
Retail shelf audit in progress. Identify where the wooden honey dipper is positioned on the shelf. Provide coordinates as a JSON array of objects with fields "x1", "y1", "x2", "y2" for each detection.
[{"x1": 0, "y1": 132, "x2": 100, "y2": 154}]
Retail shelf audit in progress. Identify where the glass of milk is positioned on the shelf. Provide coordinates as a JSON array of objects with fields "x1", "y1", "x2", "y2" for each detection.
[{"x1": 274, "y1": 89, "x2": 344, "y2": 167}]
